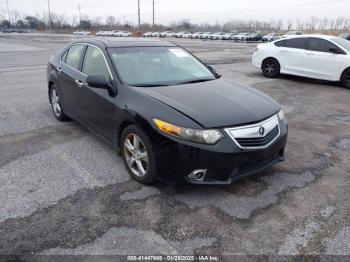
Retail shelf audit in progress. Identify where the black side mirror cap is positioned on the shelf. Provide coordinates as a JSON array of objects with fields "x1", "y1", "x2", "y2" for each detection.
[
  {"x1": 86, "y1": 74, "x2": 109, "y2": 89},
  {"x1": 207, "y1": 65, "x2": 222, "y2": 78}
]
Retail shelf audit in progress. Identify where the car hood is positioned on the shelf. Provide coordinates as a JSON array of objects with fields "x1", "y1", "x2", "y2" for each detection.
[{"x1": 135, "y1": 78, "x2": 281, "y2": 128}]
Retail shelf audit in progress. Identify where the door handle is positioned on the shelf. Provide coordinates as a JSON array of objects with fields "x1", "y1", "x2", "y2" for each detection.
[
  {"x1": 75, "y1": 80, "x2": 84, "y2": 87},
  {"x1": 57, "y1": 67, "x2": 63, "y2": 73},
  {"x1": 306, "y1": 52, "x2": 314, "y2": 55}
]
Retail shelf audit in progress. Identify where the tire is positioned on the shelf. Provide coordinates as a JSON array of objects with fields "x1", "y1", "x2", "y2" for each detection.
[
  {"x1": 341, "y1": 68, "x2": 350, "y2": 89},
  {"x1": 121, "y1": 125, "x2": 157, "y2": 184},
  {"x1": 49, "y1": 84, "x2": 69, "y2": 121},
  {"x1": 262, "y1": 58, "x2": 280, "y2": 78}
]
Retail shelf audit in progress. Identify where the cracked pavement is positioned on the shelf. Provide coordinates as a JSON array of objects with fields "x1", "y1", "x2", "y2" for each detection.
[{"x1": 0, "y1": 33, "x2": 349, "y2": 257}]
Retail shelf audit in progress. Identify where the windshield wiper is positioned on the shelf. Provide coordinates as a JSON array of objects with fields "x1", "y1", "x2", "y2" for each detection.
[
  {"x1": 130, "y1": 83, "x2": 170, "y2": 87},
  {"x1": 175, "y1": 78, "x2": 215, "y2": 85}
]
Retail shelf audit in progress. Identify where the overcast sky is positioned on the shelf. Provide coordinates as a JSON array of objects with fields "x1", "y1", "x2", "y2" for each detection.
[{"x1": 1, "y1": 0, "x2": 349, "y2": 24}]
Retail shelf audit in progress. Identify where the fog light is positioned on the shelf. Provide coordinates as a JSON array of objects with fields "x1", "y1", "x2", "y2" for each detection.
[{"x1": 188, "y1": 169, "x2": 207, "y2": 181}]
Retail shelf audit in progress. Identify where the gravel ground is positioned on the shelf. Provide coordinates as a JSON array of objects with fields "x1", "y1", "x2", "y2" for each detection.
[{"x1": 0, "y1": 33, "x2": 349, "y2": 259}]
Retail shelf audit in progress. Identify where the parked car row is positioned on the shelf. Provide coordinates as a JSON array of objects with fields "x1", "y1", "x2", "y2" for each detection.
[
  {"x1": 72, "y1": 29, "x2": 350, "y2": 43},
  {"x1": 73, "y1": 30, "x2": 132, "y2": 37},
  {"x1": 73, "y1": 31, "x2": 91, "y2": 35},
  {"x1": 281, "y1": 31, "x2": 304, "y2": 38},
  {"x1": 142, "y1": 31, "x2": 289, "y2": 42},
  {"x1": 1, "y1": 28, "x2": 29, "y2": 33},
  {"x1": 95, "y1": 30, "x2": 132, "y2": 37}
]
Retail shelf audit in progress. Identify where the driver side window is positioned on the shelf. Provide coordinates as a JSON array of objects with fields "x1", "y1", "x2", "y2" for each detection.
[
  {"x1": 82, "y1": 46, "x2": 110, "y2": 80},
  {"x1": 307, "y1": 38, "x2": 341, "y2": 53}
]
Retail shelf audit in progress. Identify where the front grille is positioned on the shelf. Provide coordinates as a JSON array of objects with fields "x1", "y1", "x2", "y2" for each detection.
[
  {"x1": 236, "y1": 126, "x2": 279, "y2": 148},
  {"x1": 225, "y1": 114, "x2": 280, "y2": 149}
]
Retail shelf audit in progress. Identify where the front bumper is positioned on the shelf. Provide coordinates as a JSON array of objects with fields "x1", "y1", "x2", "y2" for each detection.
[{"x1": 153, "y1": 121, "x2": 288, "y2": 185}]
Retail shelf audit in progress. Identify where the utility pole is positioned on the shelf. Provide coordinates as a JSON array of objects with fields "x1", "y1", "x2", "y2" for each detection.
[
  {"x1": 47, "y1": 0, "x2": 52, "y2": 29},
  {"x1": 137, "y1": 0, "x2": 140, "y2": 36},
  {"x1": 152, "y1": 0, "x2": 155, "y2": 28},
  {"x1": 77, "y1": 4, "x2": 82, "y2": 26},
  {"x1": 5, "y1": 0, "x2": 11, "y2": 25}
]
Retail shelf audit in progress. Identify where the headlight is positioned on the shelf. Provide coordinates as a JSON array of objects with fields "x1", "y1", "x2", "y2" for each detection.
[
  {"x1": 153, "y1": 118, "x2": 223, "y2": 144},
  {"x1": 278, "y1": 109, "x2": 287, "y2": 123}
]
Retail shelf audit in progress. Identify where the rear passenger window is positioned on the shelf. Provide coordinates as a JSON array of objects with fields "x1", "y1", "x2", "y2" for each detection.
[
  {"x1": 307, "y1": 38, "x2": 339, "y2": 53},
  {"x1": 275, "y1": 38, "x2": 307, "y2": 49},
  {"x1": 65, "y1": 45, "x2": 86, "y2": 70},
  {"x1": 285, "y1": 38, "x2": 307, "y2": 49}
]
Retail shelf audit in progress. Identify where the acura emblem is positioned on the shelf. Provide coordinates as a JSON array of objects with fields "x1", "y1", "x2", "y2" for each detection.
[{"x1": 259, "y1": 126, "x2": 265, "y2": 136}]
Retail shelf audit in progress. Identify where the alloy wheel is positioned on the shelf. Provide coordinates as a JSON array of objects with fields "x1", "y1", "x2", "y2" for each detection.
[
  {"x1": 51, "y1": 88, "x2": 61, "y2": 117},
  {"x1": 123, "y1": 133, "x2": 149, "y2": 177},
  {"x1": 263, "y1": 61, "x2": 277, "y2": 76}
]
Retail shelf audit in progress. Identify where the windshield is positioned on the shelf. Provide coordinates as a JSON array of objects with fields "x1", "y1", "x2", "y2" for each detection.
[
  {"x1": 108, "y1": 47, "x2": 215, "y2": 86},
  {"x1": 332, "y1": 38, "x2": 350, "y2": 52}
]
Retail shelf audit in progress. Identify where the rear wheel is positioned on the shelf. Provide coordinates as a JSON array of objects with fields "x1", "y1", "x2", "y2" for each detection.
[
  {"x1": 341, "y1": 68, "x2": 350, "y2": 89},
  {"x1": 262, "y1": 58, "x2": 280, "y2": 78},
  {"x1": 121, "y1": 125, "x2": 157, "y2": 184}
]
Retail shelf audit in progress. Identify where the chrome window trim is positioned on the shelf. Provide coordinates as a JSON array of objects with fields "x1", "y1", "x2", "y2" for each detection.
[
  {"x1": 224, "y1": 114, "x2": 280, "y2": 150},
  {"x1": 60, "y1": 43, "x2": 114, "y2": 80}
]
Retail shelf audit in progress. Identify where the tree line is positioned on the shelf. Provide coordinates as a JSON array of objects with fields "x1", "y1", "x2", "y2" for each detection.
[{"x1": 0, "y1": 8, "x2": 349, "y2": 32}]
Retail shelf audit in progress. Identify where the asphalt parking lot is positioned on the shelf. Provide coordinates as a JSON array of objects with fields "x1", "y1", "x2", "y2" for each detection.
[{"x1": 0, "y1": 33, "x2": 349, "y2": 257}]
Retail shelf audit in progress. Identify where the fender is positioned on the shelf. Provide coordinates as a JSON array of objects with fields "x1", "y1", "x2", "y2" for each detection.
[
  {"x1": 48, "y1": 70, "x2": 58, "y2": 86},
  {"x1": 47, "y1": 68, "x2": 59, "y2": 100},
  {"x1": 115, "y1": 108, "x2": 158, "y2": 155}
]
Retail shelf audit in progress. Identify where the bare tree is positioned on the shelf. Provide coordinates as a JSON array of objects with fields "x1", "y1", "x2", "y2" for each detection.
[{"x1": 105, "y1": 16, "x2": 115, "y2": 28}]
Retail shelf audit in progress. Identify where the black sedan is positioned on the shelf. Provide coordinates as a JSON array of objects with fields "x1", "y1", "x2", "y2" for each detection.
[
  {"x1": 47, "y1": 38, "x2": 288, "y2": 185},
  {"x1": 246, "y1": 33, "x2": 263, "y2": 42}
]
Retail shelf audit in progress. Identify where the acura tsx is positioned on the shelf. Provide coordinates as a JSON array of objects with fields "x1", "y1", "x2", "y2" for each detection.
[{"x1": 47, "y1": 38, "x2": 288, "y2": 185}]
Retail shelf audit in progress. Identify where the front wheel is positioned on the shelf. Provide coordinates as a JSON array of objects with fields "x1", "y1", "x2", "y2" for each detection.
[
  {"x1": 341, "y1": 68, "x2": 350, "y2": 89},
  {"x1": 49, "y1": 84, "x2": 69, "y2": 121},
  {"x1": 262, "y1": 58, "x2": 280, "y2": 78},
  {"x1": 121, "y1": 125, "x2": 157, "y2": 184}
]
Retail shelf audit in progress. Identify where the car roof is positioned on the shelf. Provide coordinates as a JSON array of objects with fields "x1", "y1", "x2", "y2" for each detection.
[
  {"x1": 282, "y1": 34, "x2": 337, "y2": 40},
  {"x1": 73, "y1": 37, "x2": 177, "y2": 48}
]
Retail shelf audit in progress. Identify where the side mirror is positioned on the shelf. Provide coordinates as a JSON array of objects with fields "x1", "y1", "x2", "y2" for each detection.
[
  {"x1": 86, "y1": 74, "x2": 109, "y2": 89},
  {"x1": 329, "y1": 48, "x2": 343, "y2": 54},
  {"x1": 207, "y1": 65, "x2": 221, "y2": 78}
]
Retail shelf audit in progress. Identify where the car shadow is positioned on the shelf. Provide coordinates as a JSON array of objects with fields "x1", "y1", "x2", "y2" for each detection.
[
  {"x1": 151, "y1": 168, "x2": 272, "y2": 196},
  {"x1": 279, "y1": 74, "x2": 343, "y2": 88},
  {"x1": 249, "y1": 71, "x2": 346, "y2": 89}
]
